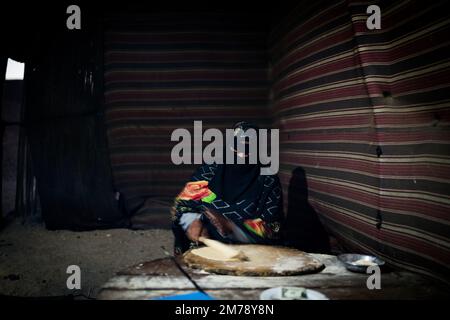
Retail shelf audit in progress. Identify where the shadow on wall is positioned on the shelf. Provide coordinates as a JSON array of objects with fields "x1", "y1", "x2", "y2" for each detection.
[{"x1": 283, "y1": 167, "x2": 330, "y2": 254}]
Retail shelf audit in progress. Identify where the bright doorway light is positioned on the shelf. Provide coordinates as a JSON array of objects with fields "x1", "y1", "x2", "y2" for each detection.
[{"x1": 5, "y1": 58, "x2": 24, "y2": 80}]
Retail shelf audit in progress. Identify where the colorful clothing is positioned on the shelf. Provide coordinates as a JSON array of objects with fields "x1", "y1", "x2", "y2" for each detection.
[{"x1": 171, "y1": 163, "x2": 283, "y2": 255}]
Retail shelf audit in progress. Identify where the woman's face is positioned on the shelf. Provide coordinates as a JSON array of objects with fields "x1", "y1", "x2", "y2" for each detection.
[
  {"x1": 230, "y1": 137, "x2": 250, "y2": 158},
  {"x1": 229, "y1": 126, "x2": 257, "y2": 163},
  {"x1": 230, "y1": 144, "x2": 249, "y2": 159}
]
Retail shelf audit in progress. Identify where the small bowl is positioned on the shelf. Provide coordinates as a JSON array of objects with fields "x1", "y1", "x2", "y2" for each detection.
[
  {"x1": 338, "y1": 253, "x2": 385, "y2": 273},
  {"x1": 260, "y1": 287, "x2": 329, "y2": 300}
]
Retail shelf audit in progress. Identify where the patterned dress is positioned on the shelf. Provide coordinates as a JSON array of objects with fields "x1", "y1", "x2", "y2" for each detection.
[{"x1": 171, "y1": 163, "x2": 283, "y2": 255}]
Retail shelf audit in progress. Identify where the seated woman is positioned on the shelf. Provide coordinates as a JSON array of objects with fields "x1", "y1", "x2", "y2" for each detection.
[{"x1": 171, "y1": 121, "x2": 283, "y2": 255}]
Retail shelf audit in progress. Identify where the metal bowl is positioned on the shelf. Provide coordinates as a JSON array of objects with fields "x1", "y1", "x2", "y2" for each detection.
[{"x1": 338, "y1": 254, "x2": 385, "y2": 273}]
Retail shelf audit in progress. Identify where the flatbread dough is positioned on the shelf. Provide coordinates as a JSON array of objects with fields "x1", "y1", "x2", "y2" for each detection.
[
  {"x1": 184, "y1": 244, "x2": 324, "y2": 276},
  {"x1": 190, "y1": 246, "x2": 241, "y2": 261}
]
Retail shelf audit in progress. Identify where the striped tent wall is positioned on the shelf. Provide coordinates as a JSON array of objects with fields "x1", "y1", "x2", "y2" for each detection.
[
  {"x1": 104, "y1": 13, "x2": 270, "y2": 213},
  {"x1": 269, "y1": 0, "x2": 450, "y2": 282}
]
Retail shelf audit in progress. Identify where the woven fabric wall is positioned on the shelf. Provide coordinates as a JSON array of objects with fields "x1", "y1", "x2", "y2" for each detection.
[
  {"x1": 104, "y1": 13, "x2": 270, "y2": 213},
  {"x1": 269, "y1": 0, "x2": 450, "y2": 282}
]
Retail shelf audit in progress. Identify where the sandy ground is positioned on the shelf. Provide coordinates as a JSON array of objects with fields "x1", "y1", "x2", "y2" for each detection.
[{"x1": 0, "y1": 219, "x2": 173, "y2": 298}]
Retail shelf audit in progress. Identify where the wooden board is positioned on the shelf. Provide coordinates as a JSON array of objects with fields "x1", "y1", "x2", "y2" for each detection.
[
  {"x1": 97, "y1": 255, "x2": 450, "y2": 300},
  {"x1": 183, "y1": 244, "x2": 324, "y2": 276}
]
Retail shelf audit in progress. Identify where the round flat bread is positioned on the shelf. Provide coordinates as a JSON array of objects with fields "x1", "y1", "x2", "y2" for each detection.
[
  {"x1": 190, "y1": 246, "x2": 240, "y2": 261},
  {"x1": 184, "y1": 244, "x2": 324, "y2": 276}
]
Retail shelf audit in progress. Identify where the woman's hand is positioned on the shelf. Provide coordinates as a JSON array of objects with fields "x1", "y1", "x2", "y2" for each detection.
[
  {"x1": 204, "y1": 208, "x2": 233, "y2": 237},
  {"x1": 186, "y1": 218, "x2": 209, "y2": 242}
]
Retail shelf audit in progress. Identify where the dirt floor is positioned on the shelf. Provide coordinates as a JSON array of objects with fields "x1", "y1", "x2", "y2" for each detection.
[{"x1": 0, "y1": 219, "x2": 173, "y2": 298}]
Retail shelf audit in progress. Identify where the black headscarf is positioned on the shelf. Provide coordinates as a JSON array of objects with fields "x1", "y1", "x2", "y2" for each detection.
[{"x1": 208, "y1": 122, "x2": 262, "y2": 203}]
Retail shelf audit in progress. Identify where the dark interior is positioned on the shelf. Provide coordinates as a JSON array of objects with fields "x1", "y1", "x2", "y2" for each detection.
[{"x1": 1, "y1": 0, "x2": 449, "y2": 290}]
